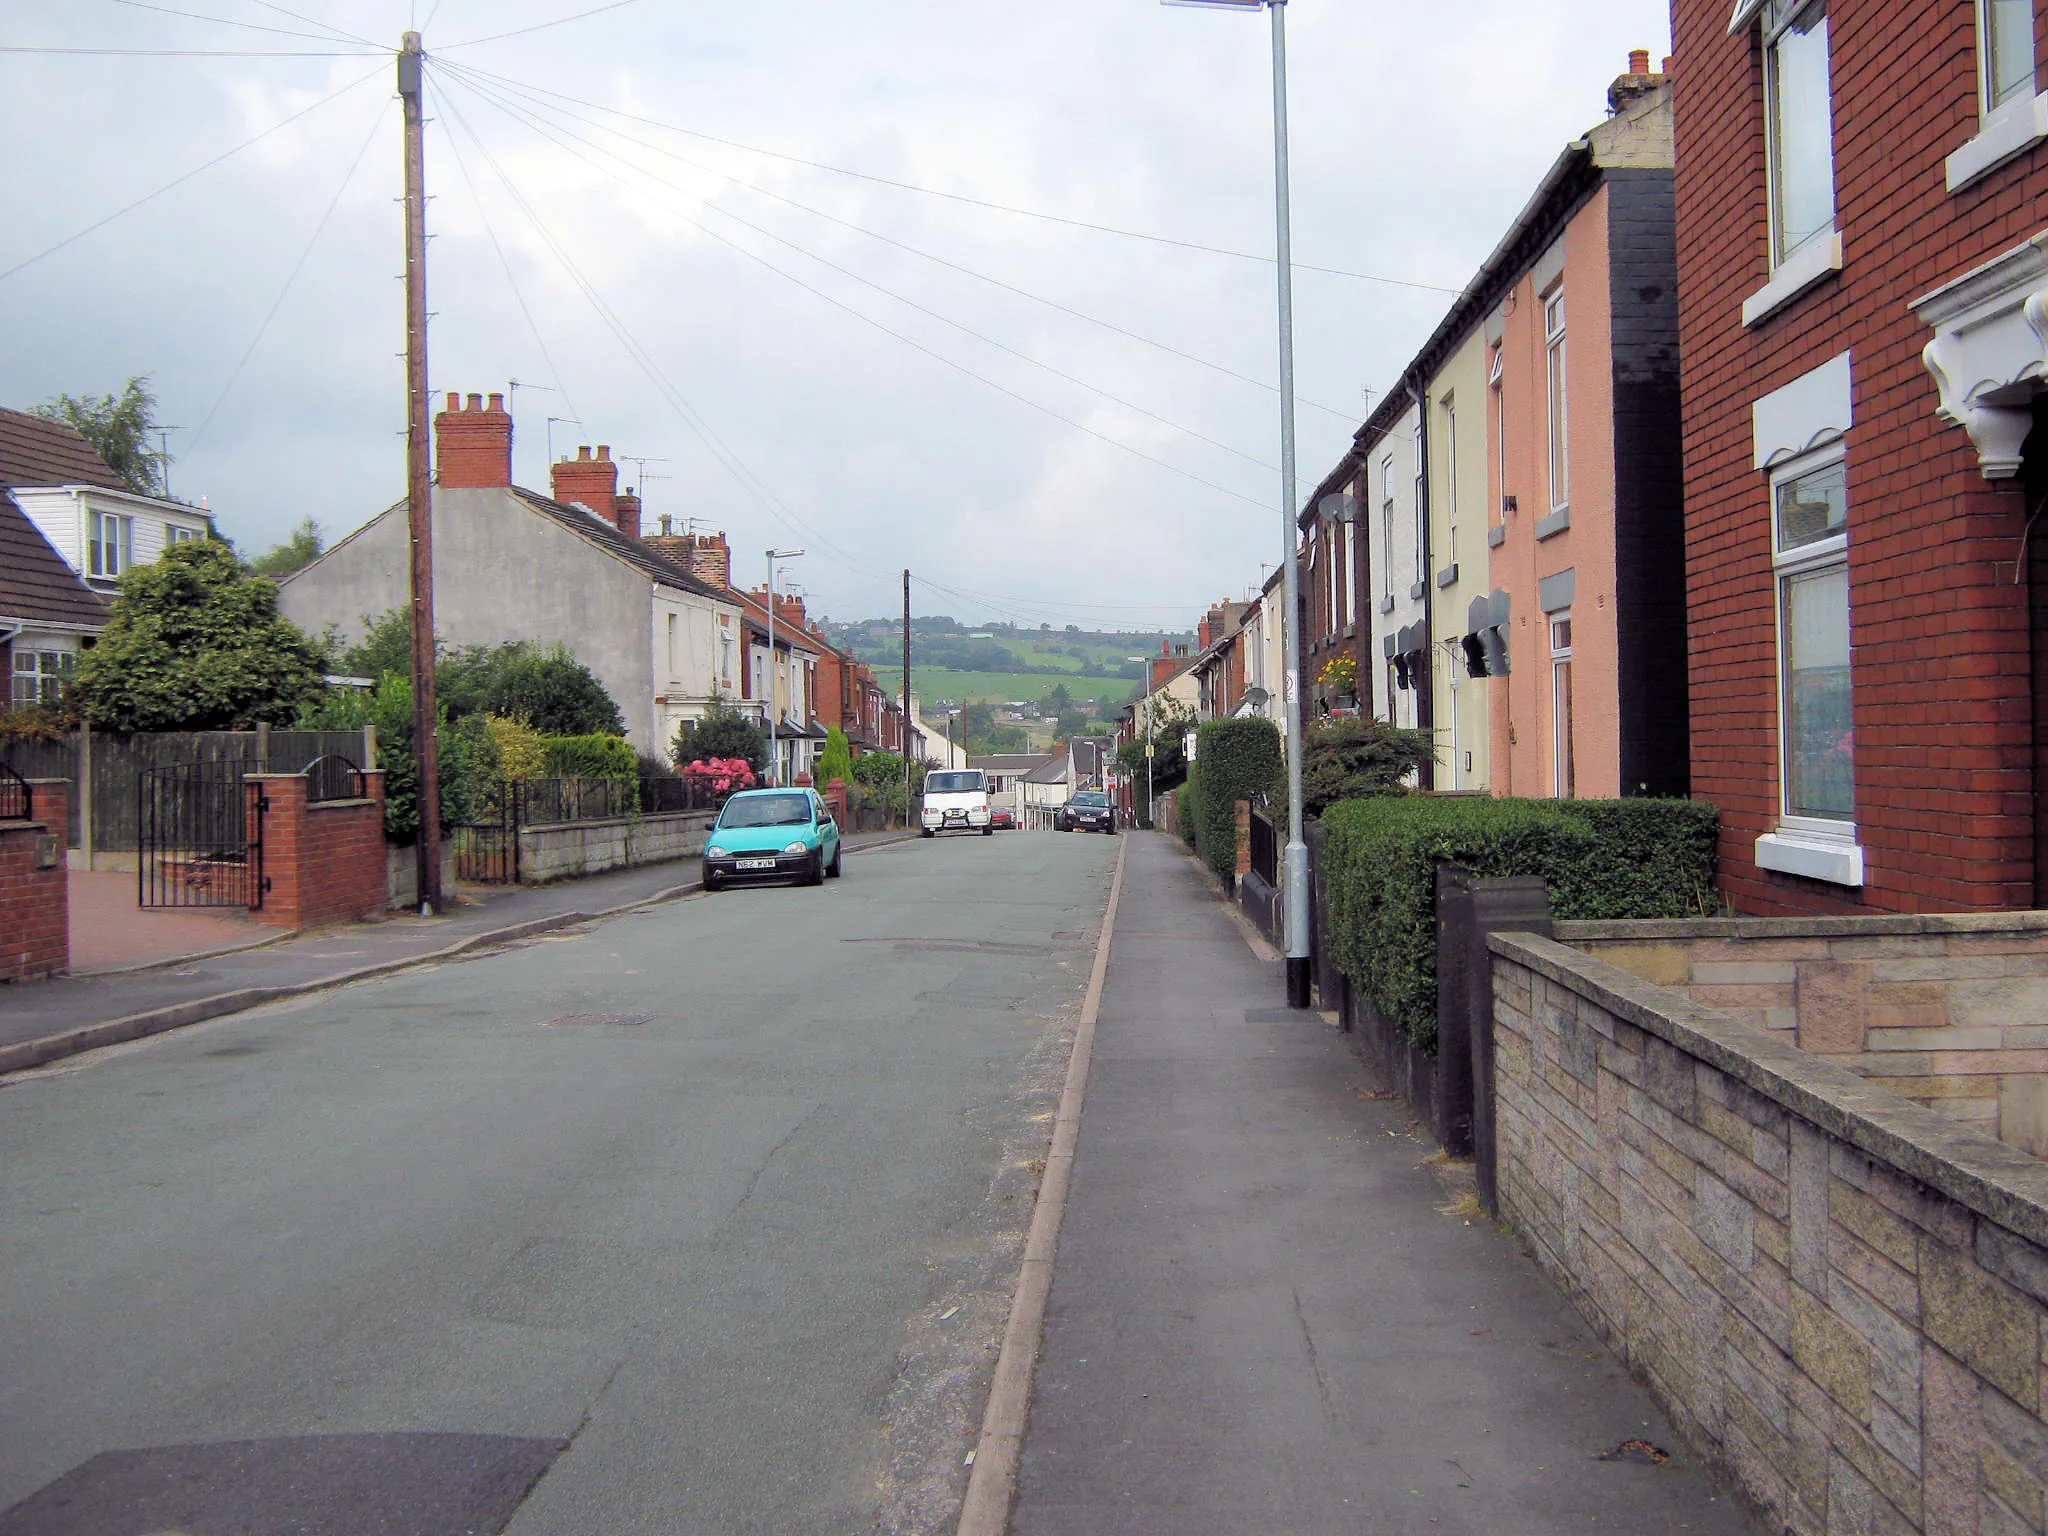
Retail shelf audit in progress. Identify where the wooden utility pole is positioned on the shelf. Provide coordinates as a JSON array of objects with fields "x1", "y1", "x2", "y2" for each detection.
[
  {"x1": 901, "y1": 569, "x2": 913, "y2": 820},
  {"x1": 399, "y1": 31, "x2": 443, "y2": 914}
]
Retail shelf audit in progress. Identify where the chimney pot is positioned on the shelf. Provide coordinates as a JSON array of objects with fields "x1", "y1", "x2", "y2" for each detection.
[
  {"x1": 445, "y1": 391, "x2": 460, "y2": 411},
  {"x1": 1629, "y1": 47, "x2": 1650, "y2": 74},
  {"x1": 1661, "y1": 54, "x2": 1674, "y2": 72},
  {"x1": 487, "y1": 392, "x2": 504, "y2": 411},
  {"x1": 660, "y1": 514, "x2": 673, "y2": 536},
  {"x1": 596, "y1": 445, "x2": 610, "y2": 461},
  {"x1": 578, "y1": 445, "x2": 592, "y2": 461},
  {"x1": 466, "y1": 393, "x2": 482, "y2": 411}
]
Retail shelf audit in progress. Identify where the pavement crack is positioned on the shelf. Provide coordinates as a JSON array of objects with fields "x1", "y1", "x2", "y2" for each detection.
[
  {"x1": 1292, "y1": 1287, "x2": 1340, "y2": 1428},
  {"x1": 724, "y1": 1106, "x2": 818, "y2": 1222}
]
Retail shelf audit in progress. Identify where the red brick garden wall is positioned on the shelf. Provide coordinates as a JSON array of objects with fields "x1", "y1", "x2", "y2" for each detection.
[
  {"x1": 249, "y1": 771, "x2": 388, "y2": 931},
  {"x1": 0, "y1": 781, "x2": 69, "y2": 982},
  {"x1": 1674, "y1": 0, "x2": 2048, "y2": 914}
]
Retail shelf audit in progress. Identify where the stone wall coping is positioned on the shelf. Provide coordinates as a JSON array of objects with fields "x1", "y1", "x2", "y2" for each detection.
[
  {"x1": 306, "y1": 797, "x2": 378, "y2": 812},
  {"x1": 1490, "y1": 928, "x2": 2048, "y2": 1251},
  {"x1": 1556, "y1": 910, "x2": 2048, "y2": 941},
  {"x1": 519, "y1": 810, "x2": 716, "y2": 835}
]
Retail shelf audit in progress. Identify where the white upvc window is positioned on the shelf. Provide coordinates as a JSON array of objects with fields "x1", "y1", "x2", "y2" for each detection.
[
  {"x1": 89, "y1": 511, "x2": 132, "y2": 578},
  {"x1": 11, "y1": 647, "x2": 78, "y2": 708},
  {"x1": 1380, "y1": 455, "x2": 1395, "y2": 601},
  {"x1": 1765, "y1": 0, "x2": 1836, "y2": 265},
  {"x1": 1441, "y1": 394, "x2": 1459, "y2": 541},
  {"x1": 1489, "y1": 347, "x2": 1507, "y2": 533},
  {"x1": 1947, "y1": 0, "x2": 2048, "y2": 190},
  {"x1": 1412, "y1": 445, "x2": 1427, "y2": 586},
  {"x1": 167, "y1": 525, "x2": 199, "y2": 545},
  {"x1": 1544, "y1": 290, "x2": 1569, "y2": 512},
  {"x1": 1755, "y1": 444, "x2": 1864, "y2": 885},
  {"x1": 1983, "y1": 0, "x2": 2038, "y2": 112},
  {"x1": 1549, "y1": 612, "x2": 1575, "y2": 799}
]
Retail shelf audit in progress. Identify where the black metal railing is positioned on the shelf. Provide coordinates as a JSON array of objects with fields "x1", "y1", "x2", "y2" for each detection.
[
  {"x1": 302, "y1": 752, "x2": 364, "y2": 803},
  {"x1": 0, "y1": 763, "x2": 30, "y2": 821},
  {"x1": 1248, "y1": 805, "x2": 1279, "y2": 888},
  {"x1": 138, "y1": 762, "x2": 261, "y2": 909}
]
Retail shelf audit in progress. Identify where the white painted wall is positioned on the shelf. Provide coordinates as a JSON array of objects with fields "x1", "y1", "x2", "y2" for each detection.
[
  {"x1": 13, "y1": 485, "x2": 214, "y2": 590},
  {"x1": 1365, "y1": 402, "x2": 1427, "y2": 727}
]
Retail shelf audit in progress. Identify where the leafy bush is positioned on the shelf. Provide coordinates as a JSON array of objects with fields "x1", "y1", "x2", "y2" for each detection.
[
  {"x1": 487, "y1": 716, "x2": 547, "y2": 782},
  {"x1": 540, "y1": 733, "x2": 638, "y2": 780},
  {"x1": 672, "y1": 698, "x2": 767, "y2": 776},
  {"x1": 815, "y1": 725, "x2": 854, "y2": 788},
  {"x1": 1185, "y1": 718, "x2": 1283, "y2": 882},
  {"x1": 72, "y1": 540, "x2": 326, "y2": 731},
  {"x1": 344, "y1": 675, "x2": 498, "y2": 843},
  {"x1": 1299, "y1": 717, "x2": 1436, "y2": 817},
  {"x1": 1319, "y1": 795, "x2": 1719, "y2": 1050},
  {"x1": 480, "y1": 647, "x2": 625, "y2": 736}
]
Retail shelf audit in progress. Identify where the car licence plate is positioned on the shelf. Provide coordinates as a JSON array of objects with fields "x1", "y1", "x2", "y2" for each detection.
[{"x1": 736, "y1": 857, "x2": 777, "y2": 870}]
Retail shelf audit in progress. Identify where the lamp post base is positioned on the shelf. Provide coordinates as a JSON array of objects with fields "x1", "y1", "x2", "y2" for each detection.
[{"x1": 1286, "y1": 955, "x2": 1311, "y2": 1010}]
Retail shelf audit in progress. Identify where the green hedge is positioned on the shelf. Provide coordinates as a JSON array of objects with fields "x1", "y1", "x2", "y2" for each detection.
[
  {"x1": 1320, "y1": 795, "x2": 1718, "y2": 1050},
  {"x1": 1184, "y1": 718, "x2": 1283, "y2": 881},
  {"x1": 539, "y1": 733, "x2": 637, "y2": 780}
]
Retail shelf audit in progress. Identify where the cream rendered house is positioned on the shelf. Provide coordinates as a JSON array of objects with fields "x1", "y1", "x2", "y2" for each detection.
[{"x1": 1422, "y1": 330, "x2": 1493, "y2": 792}]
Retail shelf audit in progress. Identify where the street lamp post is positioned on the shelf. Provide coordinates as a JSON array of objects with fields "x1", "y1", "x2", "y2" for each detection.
[
  {"x1": 1164, "y1": 0, "x2": 1310, "y2": 1008},
  {"x1": 765, "y1": 548, "x2": 804, "y2": 785}
]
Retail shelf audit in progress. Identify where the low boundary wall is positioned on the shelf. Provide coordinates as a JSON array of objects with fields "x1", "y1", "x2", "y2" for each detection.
[
  {"x1": 1, "y1": 781, "x2": 68, "y2": 981},
  {"x1": 516, "y1": 809, "x2": 717, "y2": 883},
  {"x1": 1492, "y1": 928, "x2": 2048, "y2": 1536}
]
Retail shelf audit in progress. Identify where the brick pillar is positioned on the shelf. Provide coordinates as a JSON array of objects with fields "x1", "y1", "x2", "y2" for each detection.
[
  {"x1": 1235, "y1": 800, "x2": 1252, "y2": 880},
  {"x1": 1, "y1": 781, "x2": 70, "y2": 980},
  {"x1": 824, "y1": 778, "x2": 848, "y2": 824},
  {"x1": 249, "y1": 774, "x2": 307, "y2": 928}
]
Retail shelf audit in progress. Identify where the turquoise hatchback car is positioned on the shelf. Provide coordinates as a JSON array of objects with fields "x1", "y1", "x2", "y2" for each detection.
[{"x1": 702, "y1": 788, "x2": 843, "y2": 891}]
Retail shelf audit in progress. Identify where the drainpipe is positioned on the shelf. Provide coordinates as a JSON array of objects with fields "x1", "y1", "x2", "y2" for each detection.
[{"x1": 1409, "y1": 379, "x2": 1436, "y2": 789}]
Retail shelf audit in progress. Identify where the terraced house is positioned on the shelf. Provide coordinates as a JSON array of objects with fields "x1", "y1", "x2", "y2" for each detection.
[{"x1": 1674, "y1": 0, "x2": 2048, "y2": 913}]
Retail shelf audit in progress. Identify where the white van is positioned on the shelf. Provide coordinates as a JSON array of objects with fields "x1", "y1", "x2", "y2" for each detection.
[{"x1": 921, "y1": 768, "x2": 992, "y2": 836}]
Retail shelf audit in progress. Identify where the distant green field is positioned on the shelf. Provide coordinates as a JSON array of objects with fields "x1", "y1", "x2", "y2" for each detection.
[{"x1": 868, "y1": 667, "x2": 1140, "y2": 708}]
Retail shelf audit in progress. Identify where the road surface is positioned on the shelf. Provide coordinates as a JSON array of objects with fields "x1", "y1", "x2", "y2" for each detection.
[{"x1": 0, "y1": 829, "x2": 1118, "y2": 1536}]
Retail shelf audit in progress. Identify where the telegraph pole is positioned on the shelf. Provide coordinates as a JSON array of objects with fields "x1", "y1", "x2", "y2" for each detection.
[
  {"x1": 901, "y1": 570, "x2": 913, "y2": 821},
  {"x1": 399, "y1": 31, "x2": 442, "y2": 915}
]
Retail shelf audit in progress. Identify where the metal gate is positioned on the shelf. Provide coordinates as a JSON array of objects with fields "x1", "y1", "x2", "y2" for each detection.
[
  {"x1": 450, "y1": 784, "x2": 517, "y2": 884},
  {"x1": 138, "y1": 762, "x2": 263, "y2": 909}
]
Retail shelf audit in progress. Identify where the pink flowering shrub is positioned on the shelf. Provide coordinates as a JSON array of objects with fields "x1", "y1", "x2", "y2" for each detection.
[{"x1": 681, "y1": 756, "x2": 757, "y2": 793}]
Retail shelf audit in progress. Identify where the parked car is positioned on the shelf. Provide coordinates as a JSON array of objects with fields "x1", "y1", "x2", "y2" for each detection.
[
  {"x1": 990, "y1": 806, "x2": 1018, "y2": 830},
  {"x1": 702, "y1": 787, "x2": 842, "y2": 890},
  {"x1": 1056, "y1": 790, "x2": 1117, "y2": 834}
]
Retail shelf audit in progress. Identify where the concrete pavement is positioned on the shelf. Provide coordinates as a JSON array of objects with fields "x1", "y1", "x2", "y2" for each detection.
[
  {"x1": 0, "y1": 831, "x2": 914, "y2": 1074},
  {"x1": 1009, "y1": 830, "x2": 1765, "y2": 1535}
]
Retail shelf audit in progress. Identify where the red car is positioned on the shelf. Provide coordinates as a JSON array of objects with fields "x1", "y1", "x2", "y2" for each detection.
[{"x1": 989, "y1": 806, "x2": 1018, "y2": 830}]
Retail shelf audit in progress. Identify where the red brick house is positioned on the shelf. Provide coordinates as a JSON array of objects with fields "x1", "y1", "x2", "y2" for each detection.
[{"x1": 1676, "y1": 0, "x2": 2048, "y2": 913}]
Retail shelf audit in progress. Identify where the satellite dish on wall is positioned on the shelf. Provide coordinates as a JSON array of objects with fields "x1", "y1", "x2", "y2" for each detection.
[{"x1": 1318, "y1": 492, "x2": 1360, "y2": 524}]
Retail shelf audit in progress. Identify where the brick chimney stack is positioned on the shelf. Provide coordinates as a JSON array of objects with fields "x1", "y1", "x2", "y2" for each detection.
[
  {"x1": 1608, "y1": 47, "x2": 1668, "y2": 113},
  {"x1": 614, "y1": 486, "x2": 641, "y2": 541},
  {"x1": 551, "y1": 445, "x2": 618, "y2": 526},
  {"x1": 642, "y1": 528, "x2": 731, "y2": 587},
  {"x1": 434, "y1": 391, "x2": 512, "y2": 488}
]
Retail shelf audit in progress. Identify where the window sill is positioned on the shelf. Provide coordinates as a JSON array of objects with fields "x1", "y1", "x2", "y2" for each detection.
[
  {"x1": 1486, "y1": 524, "x2": 1506, "y2": 548},
  {"x1": 1408, "y1": 581, "x2": 1428, "y2": 602},
  {"x1": 1946, "y1": 90, "x2": 2048, "y2": 192},
  {"x1": 1534, "y1": 507, "x2": 1571, "y2": 541},
  {"x1": 1379, "y1": 595, "x2": 1395, "y2": 615},
  {"x1": 1755, "y1": 829, "x2": 1864, "y2": 887},
  {"x1": 1741, "y1": 231, "x2": 1844, "y2": 328},
  {"x1": 1436, "y1": 564, "x2": 1459, "y2": 588}
]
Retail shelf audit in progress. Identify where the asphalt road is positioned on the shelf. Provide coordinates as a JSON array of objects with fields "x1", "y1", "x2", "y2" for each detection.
[{"x1": 0, "y1": 829, "x2": 1119, "y2": 1536}]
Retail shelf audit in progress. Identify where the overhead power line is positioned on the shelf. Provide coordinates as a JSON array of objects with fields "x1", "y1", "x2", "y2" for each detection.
[
  {"x1": 437, "y1": 62, "x2": 1281, "y2": 477},
  {"x1": 0, "y1": 62, "x2": 386, "y2": 283},
  {"x1": 242, "y1": 0, "x2": 383, "y2": 48},
  {"x1": 99, "y1": 0, "x2": 369, "y2": 44},
  {"x1": 441, "y1": 0, "x2": 644, "y2": 49},
  {"x1": 434, "y1": 65, "x2": 1274, "y2": 512},
  {"x1": 0, "y1": 45, "x2": 377, "y2": 55},
  {"x1": 413, "y1": 64, "x2": 1460, "y2": 295},
  {"x1": 436, "y1": 56, "x2": 1363, "y2": 426}
]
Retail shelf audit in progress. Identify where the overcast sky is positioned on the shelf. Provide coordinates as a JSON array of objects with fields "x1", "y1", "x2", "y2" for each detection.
[{"x1": 3, "y1": 0, "x2": 1671, "y2": 631}]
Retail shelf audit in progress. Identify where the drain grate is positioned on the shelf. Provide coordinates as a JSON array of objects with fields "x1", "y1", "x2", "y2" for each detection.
[{"x1": 540, "y1": 1012, "x2": 651, "y2": 1027}]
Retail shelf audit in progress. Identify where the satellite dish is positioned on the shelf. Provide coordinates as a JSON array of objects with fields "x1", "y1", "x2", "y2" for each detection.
[{"x1": 1318, "y1": 492, "x2": 1360, "y2": 524}]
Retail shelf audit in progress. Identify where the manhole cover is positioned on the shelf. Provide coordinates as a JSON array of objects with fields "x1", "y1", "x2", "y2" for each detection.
[{"x1": 539, "y1": 1012, "x2": 651, "y2": 1027}]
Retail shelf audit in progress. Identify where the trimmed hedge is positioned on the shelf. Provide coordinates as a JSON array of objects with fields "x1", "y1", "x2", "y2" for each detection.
[
  {"x1": 1184, "y1": 717, "x2": 1283, "y2": 881},
  {"x1": 539, "y1": 733, "x2": 637, "y2": 781},
  {"x1": 1320, "y1": 795, "x2": 1718, "y2": 1049}
]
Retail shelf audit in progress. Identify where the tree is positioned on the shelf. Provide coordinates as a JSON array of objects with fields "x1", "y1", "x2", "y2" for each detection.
[
  {"x1": 672, "y1": 696, "x2": 768, "y2": 775},
  {"x1": 1045, "y1": 682, "x2": 1074, "y2": 715},
  {"x1": 1056, "y1": 708, "x2": 1089, "y2": 737},
  {"x1": 34, "y1": 376, "x2": 167, "y2": 497},
  {"x1": 249, "y1": 516, "x2": 325, "y2": 577},
  {"x1": 72, "y1": 540, "x2": 326, "y2": 731},
  {"x1": 472, "y1": 646, "x2": 624, "y2": 735}
]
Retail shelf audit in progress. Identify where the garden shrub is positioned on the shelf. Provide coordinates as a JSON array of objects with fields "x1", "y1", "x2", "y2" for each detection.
[
  {"x1": 1299, "y1": 717, "x2": 1435, "y2": 816},
  {"x1": 485, "y1": 715, "x2": 546, "y2": 782},
  {"x1": 1319, "y1": 795, "x2": 1718, "y2": 1050},
  {"x1": 539, "y1": 733, "x2": 638, "y2": 781}
]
